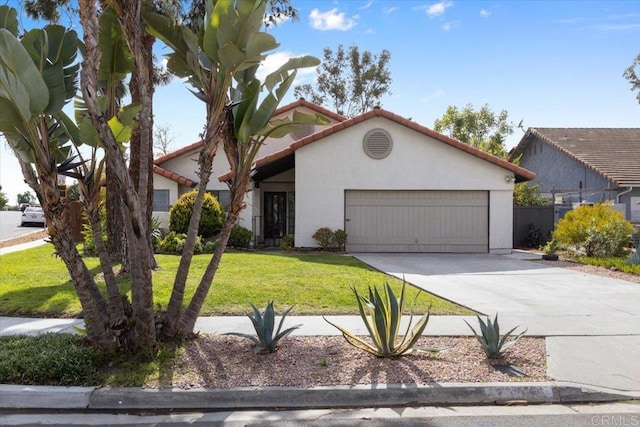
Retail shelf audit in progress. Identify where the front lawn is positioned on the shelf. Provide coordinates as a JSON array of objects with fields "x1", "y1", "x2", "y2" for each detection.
[{"x1": 0, "y1": 245, "x2": 471, "y2": 317}]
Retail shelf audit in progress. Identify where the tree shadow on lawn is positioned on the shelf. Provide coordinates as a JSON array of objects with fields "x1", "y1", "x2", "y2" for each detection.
[
  {"x1": 0, "y1": 264, "x2": 107, "y2": 318},
  {"x1": 250, "y1": 250, "x2": 377, "y2": 271}
]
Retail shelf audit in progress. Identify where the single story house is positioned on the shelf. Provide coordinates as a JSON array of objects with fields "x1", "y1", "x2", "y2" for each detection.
[
  {"x1": 509, "y1": 128, "x2": 640, "y2": 224},
  {"x1": 155, "y1": 100, "x2": 535, "y2": 253}
]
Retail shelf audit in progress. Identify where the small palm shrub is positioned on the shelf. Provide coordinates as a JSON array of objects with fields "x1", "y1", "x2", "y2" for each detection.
[
  {"x1": 553, "y1": 203, "x2": 635, "y2": 257},
  {"x1": 464, "y1": 314, "x2": 527, "y2": 359},
  {"x1": 225, "y1": 301, "x2": 301, "y2": 354},
  {"x1": 629, "y1": 250, "x2": 640, "y2": 266},
  {"x1": 324, "y1": 281, "x2": 434, "y2": 358},
  {"x1": 227, "y1": 225, "x2": 252, "y2": 248},
  {"x1": 169, "y1": 190, "x2": 225, "y2": 238}
]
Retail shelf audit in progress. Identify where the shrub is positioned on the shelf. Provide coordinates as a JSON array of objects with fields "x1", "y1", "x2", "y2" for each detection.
[
  {"x1": 169, "y1": 190, "x2": 225, "y2": 238},
  {"x1": 280, "y1": 235, "x2": 294, "y2": 251},
  {"x1": 513, "y1": 183, "x2": 548, "y2": 206},
  {"x1": 158, "y1": 232, "x2": 203, "y2": 253},
  {"x1": 553, "y1": 203, "x2": 635, "y2": 257},
  {"x1": 324, "y1": 281, "x2": 438, "y2": 358},
  {"x1": 312, "y1": 227, "x2": 348, "y2": 251},
  {"x1": 464, "y1": 314, "x2": 527, "y2": 359},
  {"x1": 629, "y1": 250, "x2": 640, "y2": 266},
  {"x1": 312, "y1": 227, "x2": 334, "y2": 250},
  {"x1": 204, "y1": 239, "x2": 219, "y2": 253},
  {"x1": 0, "y1": 334, "x2": 105, "y2": 385},
  {"x1": 228, "y1": 225, "x2": 252, "y2": 248},
  {"x1": 225, "y1": 301, "x2": 301, "y2": 354},
  {"x1": 333, "y1": 229, "x2": 348, "y2": 251}
]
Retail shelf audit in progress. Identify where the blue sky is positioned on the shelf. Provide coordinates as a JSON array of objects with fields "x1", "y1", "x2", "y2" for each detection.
[{"x1": 1, "y1": 0, "x2": 639, "y2": 204}]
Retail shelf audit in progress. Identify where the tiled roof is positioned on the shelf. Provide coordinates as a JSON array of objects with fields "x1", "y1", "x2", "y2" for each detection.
[
  {"x1": 272, "y1": 98, "x2": 347, "y2": 123},
  {"x1": 512, "y1": 128, "x2": 640, "y2": 187},
  {"x1": 219, "y1": 107, "x2": 535, "y2": 182},
  {"x1": 154, "y1": 100, "x2": 345, "y2": 167},
  {"x1": 154, "y1": 140, "x2": 204, "y2": 165},
  {"x1": 153, "y1": 165, "x2": 197, "y2": 188}
]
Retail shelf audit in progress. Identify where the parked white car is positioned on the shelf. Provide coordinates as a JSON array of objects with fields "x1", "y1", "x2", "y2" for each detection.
[{"x1": 21, "y1": 206, "x2": 45, "y2": 227}]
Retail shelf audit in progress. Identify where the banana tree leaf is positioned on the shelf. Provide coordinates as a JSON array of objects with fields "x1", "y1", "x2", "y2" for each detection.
[
  {"x1": 246, "y1": 32, "x2": 278, "y2": 59},
  {"x1": 108, "y1": 116, "x2": 132, "y2": 143},
  {"x1": 218, "y1": 41, "x2": 247, "y2": 74},
  {"x1": 202, "y1": 0, "x2": 231, "y2": 63},
  {"x1": 215, "y1": 0, "x2": 264, "y2": 59},
  {"x1": 98, "y1": 7, "x2": 133, "y2": 83},
  {"x1": 4, "y1": 133, "x2": 36, "y2": 163},
  {"x1": 117, "y1": 102, "x2": 142, "y2": 128},
  {"x1": 0, "y1": 96, "x2": 26, "y2": 133},
  {"x1": 56, "y1": 110, "x2": 81, "y2": 148},
  {"x1": 78, "y1": 116, "x2": 102, "y2": 148},
  {"x1": 0, "y1": 28, "x2": 49, "y2": 118},
  {"x1": 264, "y1": 55, "x2": 319, "y2": 91},
  {"x1": 0, "y1": 6, "x2": 18, "y2": 36},
  {"x1": 20, "y1": 25, "x2": 79, "y2": 114}
]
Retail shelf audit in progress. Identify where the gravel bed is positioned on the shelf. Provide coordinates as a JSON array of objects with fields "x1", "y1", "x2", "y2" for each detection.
[
  {"x1": 141, "y1": 335, "x2": 547, "y2": 389},
  {"x1": 0, "y1": 229, "x2": 48, "y2": 249}
]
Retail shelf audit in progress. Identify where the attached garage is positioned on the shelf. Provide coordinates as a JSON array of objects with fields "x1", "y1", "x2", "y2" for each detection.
[{"x1": 345, "y1": 190, "x2": 489, "y2": 253}]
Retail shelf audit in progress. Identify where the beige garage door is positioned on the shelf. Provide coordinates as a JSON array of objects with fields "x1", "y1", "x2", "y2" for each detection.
[{"x1": 345, "y1": 190, "x2": 488, "y2": 253}]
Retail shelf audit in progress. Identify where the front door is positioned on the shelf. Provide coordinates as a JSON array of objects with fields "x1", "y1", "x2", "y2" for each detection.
[{"x1": 264, "y1": 192, "x2": 287, "y2": 239}]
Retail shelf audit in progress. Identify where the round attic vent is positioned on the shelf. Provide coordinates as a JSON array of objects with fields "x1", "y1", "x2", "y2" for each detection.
[
  {"x1": 363, "y1": 128, "x2": 393, "y2": 159},
  {"x1": 291, "y1": 123, "x2": 314, "y2": 140}
]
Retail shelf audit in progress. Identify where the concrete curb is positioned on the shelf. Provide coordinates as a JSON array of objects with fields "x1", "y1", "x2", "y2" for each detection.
[{"x1": 2, "y1": 382, "x2": 638, "y2": 410}]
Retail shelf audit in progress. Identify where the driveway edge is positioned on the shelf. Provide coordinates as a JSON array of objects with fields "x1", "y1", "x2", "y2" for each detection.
[{"x1": 2, "y1": 382, "x2": 638, "y2": 410}]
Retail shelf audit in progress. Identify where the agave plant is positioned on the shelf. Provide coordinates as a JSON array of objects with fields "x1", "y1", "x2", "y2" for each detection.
[
  {"x1": 628, "y1": 249, "x2": 640, "y2": 266},
  {"x1": 324, "y1": 281, "x2": 432, "y2": 358},
  {"x1": 464, "y1": 314, "x2": 527, "y2": 359},
  {"x1": 226, "y1": 301, "x2": 301, "y2": 354}
]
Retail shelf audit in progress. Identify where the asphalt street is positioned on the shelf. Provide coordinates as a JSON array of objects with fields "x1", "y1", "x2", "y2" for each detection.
[{"x1": 0, "y1": 211, "x2": 44, "y2": 241}]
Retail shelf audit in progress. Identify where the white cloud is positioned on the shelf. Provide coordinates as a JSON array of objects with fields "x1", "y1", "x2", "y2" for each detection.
[
  {"x1": 309, "y1": 8, "x2": 357, "y2": 31},
  {"x1": 360, "y1": 0, "x2": 374, "y2": 10},
  {"x1": 426, "y1": 1, "x2": 453, "y2": 18},
  {"x1": 479, "y1": 9, "x2": 491, "y2": 18},
  {"x1": 594, "y1": 23, "x2": 640, "y2": 31},
  {"x1": 420, "y1": 89, "x2": 446, "y2": 103},
  {"x1": 442, "y1": 21, "x2": 459, "y2": 31},
  {"x1": 383, "y1": 6, "x2": 396, "y2": 14},
  {"x1": 256, "y1": 51, "x2": 317, "y2": 83}
]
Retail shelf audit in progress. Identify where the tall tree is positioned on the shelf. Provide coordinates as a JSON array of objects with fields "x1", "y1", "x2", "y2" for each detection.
[
  {"x1": 623, "y1": 53, "x2": 640, "y2": 103},
  {"x1": 0, "y1": 186, "x2": 8, "y2": 210},
  {"x1": 1, "y1": 1, "x2": 321, "y2": 350},
  {"x1": 433, "y1": 103, "x2": 513, "y2": 159},
  {"x1": 154, "y1": 124, "x2": 175, "y2": 157},
  {"x1": 294, "y1": 44, "x2": 392, "y2": 118},
  {"x1": 17, "y1": 191, "x2": 36, "y2": 204}
]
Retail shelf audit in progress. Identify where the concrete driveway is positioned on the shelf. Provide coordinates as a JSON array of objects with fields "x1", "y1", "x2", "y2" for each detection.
[{"x1": 352, "y1": 252, "x2": 640, "y2": 335}]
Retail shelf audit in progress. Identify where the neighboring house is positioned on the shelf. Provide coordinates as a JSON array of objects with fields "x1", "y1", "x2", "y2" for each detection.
[
  {"x1": 154, "y1": 100, "x2": 534, "y2": 253},
  {"x1": 509, "y1": 128, "x2": 640, "y2": 224}
]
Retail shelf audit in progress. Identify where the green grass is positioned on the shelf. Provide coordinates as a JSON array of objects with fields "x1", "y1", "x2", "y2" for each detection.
[
  {"x1": 0, "y1": 245, "x2": 471, "y2": 317},
  {"x1": 573, "y1": 255, "x2": 640, "y2": 275}
]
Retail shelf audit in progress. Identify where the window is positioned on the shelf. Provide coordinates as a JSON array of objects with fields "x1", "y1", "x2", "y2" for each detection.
[
  {"x1": 207, "y1": 190, "x2": 231, "y2": 209},
  {"x1": 153, "y1": 189, "x2": 170, "y2": 212}
]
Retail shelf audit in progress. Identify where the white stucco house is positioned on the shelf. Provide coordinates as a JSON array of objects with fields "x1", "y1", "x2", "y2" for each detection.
[{"x1": 153, "y1": 100, "x2": 535, "y2": 254}]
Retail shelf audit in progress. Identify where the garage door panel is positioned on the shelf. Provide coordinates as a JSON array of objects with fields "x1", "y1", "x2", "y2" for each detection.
[{"x1": 345, "y1": 190, "x2": 488, "y2": 253}]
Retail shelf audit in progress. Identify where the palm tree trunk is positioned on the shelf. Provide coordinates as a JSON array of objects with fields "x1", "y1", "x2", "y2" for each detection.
[{"x1": 79, "y1": 0, "x2": 156, "y2": 350}]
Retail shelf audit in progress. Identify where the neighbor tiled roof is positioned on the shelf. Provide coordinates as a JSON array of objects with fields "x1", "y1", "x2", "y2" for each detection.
[
  {"x1": 154, "y1": 100, "x2": 345, "y2": 167},
  {"x1": 154, "y1": 141, "x2": 204, "y2": 165},
  {"x1": 512, "y1": 128, "x2": 640, "y2": 187},
  {"x1": 153, "y1": 165, "x2": 197, "y2": 188},
  {"x1": 272, "y1": 98, "x2": 347, "y2": 123},
  {"x1": 219, "y1": 107, "x2": 535, "y2": 182}
]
